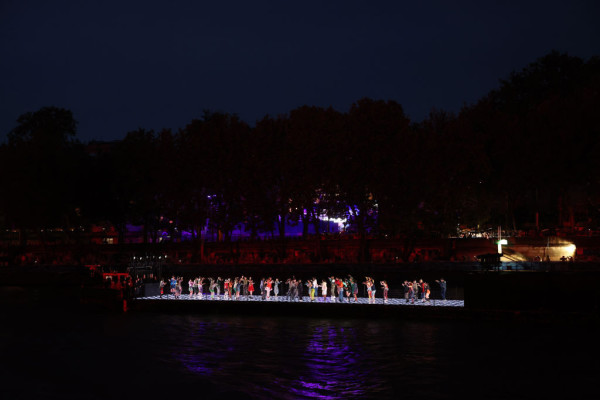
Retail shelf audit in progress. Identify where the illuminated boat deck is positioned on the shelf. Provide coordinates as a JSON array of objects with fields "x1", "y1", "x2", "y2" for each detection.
[{"x1": 135, "y1": 294, "x2": 464, "y2": 307}]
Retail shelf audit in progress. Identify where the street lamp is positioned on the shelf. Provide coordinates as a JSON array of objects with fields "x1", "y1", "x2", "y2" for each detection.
[{"x1": 497, "y1": 239, "x2": 507, "y2": 254}]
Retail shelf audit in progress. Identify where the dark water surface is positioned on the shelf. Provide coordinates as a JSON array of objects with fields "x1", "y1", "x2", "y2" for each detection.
[{"x1": 0, "y1": 298, "x2": 596, "y2": 399}]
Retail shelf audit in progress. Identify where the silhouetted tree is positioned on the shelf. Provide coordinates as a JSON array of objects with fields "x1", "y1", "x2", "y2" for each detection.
[{"x1": 2, "y1": 107, "x2": 85, "y2": 244}]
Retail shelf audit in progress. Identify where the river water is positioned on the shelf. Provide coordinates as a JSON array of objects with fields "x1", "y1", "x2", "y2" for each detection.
[{"x1": 0, "y1": 298, "x2": 596, "y2": 400}]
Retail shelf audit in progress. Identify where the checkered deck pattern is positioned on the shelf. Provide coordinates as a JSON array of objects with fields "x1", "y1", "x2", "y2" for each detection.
[{"x1": 136, "y1": 294, "x2": 464, "y2": 307}]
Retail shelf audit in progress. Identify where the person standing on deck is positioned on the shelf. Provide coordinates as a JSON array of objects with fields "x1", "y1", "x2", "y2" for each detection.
[
  {"x1": 402, "y1": 281, "x2": 410, "y2": 303},
  {"x1": 297, "y1": 279, "x2": 303, "y2": 301},
  {"x1": 208, "y1": 278, "x2": 215, "y2": 299},
  {"x1": 175, "y1": 277, "x2": 182, "y2": 299},
  {"x1": 381, "y1": 281, "x2": 389, "y2": 304},
  {"x1": 224, "y1": 279, "x2": 230, "y2": 300},
  {"x1": 420, "y1": 279, "x2": 426, "y2": 303},
  {"x1": 337, "y1": 278, "x2": 345, "y2": 303},
  {"x1": 198, "y1": 277, "x2": 204, "y2": 299},
  {"x1": 370, "y1": 278, "x2": 376, "y2": 303},
  {"x1": 329, "y1": 276, "x2": 336, "y2": 302},
  {"x1": 344, "y1": 278, "x2": 351, "y2": 303},
  {"x1": 286, "y1": 278, "x2": 293, "y2": 301},
  {"x1": 351, "y1": 277, "x2": 358, "y2": 303},
  {"x1": 411, "y1": 280, "x2": 418, "y2": 304},
  {"x1": 436, "y1": 278, "x2": 447, "y2": 301},
  {"x1": 242, "y1": 276, "x2": 248, "y2": 299},
  {"x1": 169, "y1": 276, "x2": 176, "y2": 298},
  {"x1": 266, "y1": 277, "x2": 272, "y2": 300},
  {"x1": 216, "y1": 277, "x2": 222, "y2": 298},
  {"x1": 235, "y1": 277, "x2": 241, "y2": 300},
  {"x1": 248, "y1": 278, "x2": 255, "y2": 299},
  {"x1": 274, "y1": 279, "x2": 280, "y2": 299},
  {"x1": 363, "y1": 277, "x2": 372, "y2": 303}
]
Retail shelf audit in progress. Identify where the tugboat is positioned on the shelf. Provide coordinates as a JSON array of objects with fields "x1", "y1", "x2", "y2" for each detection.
[{"x1": 80, "y1": 266, "x2": 133, "y2": 311}]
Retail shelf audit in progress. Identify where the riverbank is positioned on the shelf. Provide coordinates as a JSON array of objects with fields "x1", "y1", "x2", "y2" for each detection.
[{"x1": 4, "y1": 235, "x2": 600, "y2": 266}]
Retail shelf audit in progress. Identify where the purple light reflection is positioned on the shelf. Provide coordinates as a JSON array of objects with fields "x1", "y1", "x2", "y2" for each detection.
[
  {"x1": 169, "y1": 318, "x2": 380, "y2": 399},
  {"x1": 174, "y1": 321, "x2": 231, "y2": 377},
  {"x1": 288, "y1": 325, "x2": 371, "y2": 399}
]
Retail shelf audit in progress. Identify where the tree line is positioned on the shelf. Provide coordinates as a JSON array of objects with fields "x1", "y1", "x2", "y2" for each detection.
[{"x1": 1, "y1": 51, "x2": 599, "y2": 246}]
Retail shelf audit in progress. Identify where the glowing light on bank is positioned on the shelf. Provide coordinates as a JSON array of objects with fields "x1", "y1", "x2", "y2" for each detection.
[
  {"x1": 497, "y1": 239, "x2": 507, "y2": 254},
  {"x1": 319, "y1": 215, "x2": 347, "y2": 231}
]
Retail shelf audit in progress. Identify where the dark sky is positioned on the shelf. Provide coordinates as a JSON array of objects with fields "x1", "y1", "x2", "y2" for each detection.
[{"x1": 1, "y1": 0, "x2": 599, "y2": 143}]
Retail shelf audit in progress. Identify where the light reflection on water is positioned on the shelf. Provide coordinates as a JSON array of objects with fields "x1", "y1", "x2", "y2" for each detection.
[
  {"x1": 1, "y1": 301, "x2": 597, "y2": 400},
  {"x1": 169, "y1": 316, "x2": 441, "y2": 399},
  {"x1": 290, "y1": 325, "x2": 368, "y2": 399}
]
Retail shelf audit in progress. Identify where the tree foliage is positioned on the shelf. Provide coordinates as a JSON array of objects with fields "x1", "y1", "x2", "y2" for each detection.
[{"x1": 1, "y1": 52, "x2": 599, "y2": 253}]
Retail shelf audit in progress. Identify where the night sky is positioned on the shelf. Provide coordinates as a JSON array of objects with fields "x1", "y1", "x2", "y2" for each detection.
[{"x1": 1, "y1": 0, "x2": 598, "y2": 143}]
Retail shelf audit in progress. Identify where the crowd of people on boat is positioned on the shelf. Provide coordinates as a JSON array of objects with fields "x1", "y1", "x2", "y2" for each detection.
[{"x1": 158, "y1": 275, "x2": 448, "y2": 303}]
